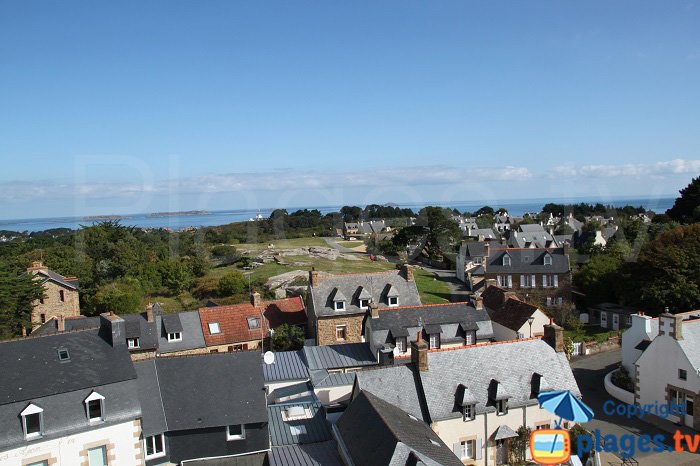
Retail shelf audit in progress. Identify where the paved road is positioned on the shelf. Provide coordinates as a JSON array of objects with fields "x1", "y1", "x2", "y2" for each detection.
[
  {"x1": 571, "y1": 351, "x2": 699, "y2": 465},
  {"x1": 411, "y1": 263, "x2": 472, "y2": 303}
]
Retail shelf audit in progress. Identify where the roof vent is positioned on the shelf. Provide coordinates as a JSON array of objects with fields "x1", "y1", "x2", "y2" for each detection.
[{"x1": 57, "y1": 348, "x2": 70, "y2": 362}]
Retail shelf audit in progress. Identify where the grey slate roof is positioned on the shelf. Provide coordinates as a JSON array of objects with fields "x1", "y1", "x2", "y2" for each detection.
[
  {"x1": 466, "y1": 228, "x2": 498, "y2": 239},
  {"x1": 508, "y1": 225, "x2": 557, "y2": 248},
  {"x1": 337, "y1": 391, "x2": 462, "y2": 466},
  {"x1": 263, "y1": 350, "x2": 310, "y2": 382},
  {"x1": 309, "y1": 370, "x2": 357, "y2": 389},
  {"x1": 134, "y1": 360, "x2": 168, "y2": 436},
  {"x1": 135, "y1": 352, "x2": 268, "y2": 432},
  {"x1": 35, "y1": 269, "x2": 80, "y2": 290},
  {"x1": 303, "y1": 343, "x2": 377, "y2": 370},
  {"x1": 355, "y1": 365, "x2": 429, "y2": 422},
  {"x1": 31, "y1": 315, "x2": 101, "y2": 336},
  {"x1": 485, "y1": 247, "x2": 570, "y2": 274},
  {"x1": 310, "y1": 270, "x2": 421, "y2": 318},
  {"x1": 0, "y1": 330, "x2": 136, "y2": 405},
  {"x1": 269, "y1": 441, "x2": 342, "y2": 466},
  {"x1": 122, "y1": 313, "x2": 158, "y2": 351},
  {"x1": 155, "y1": 310, "x2": 206, "y2": 354},
  {"x1": 162, "y1": 313, "x2": 183, "y2": 333},
  {"x1": 463, "y1": 241, "x2": 487, "y2": 258},
  {"x1": 418, "y1": 339, "x2": 581, "y2": 421},
  {"x1": 268, "y1": 401, "x2": 332, "y2": 446}
]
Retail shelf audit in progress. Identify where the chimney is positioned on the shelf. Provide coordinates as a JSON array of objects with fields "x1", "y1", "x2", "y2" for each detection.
[
  {"x1": 21, "y1": 327, "x2": 27, "y2": 337},
  {"x1": 26, "y1": 261, "x2": 48, "y2": 273},
  {"x1": 370, "y1": 302, "x2": 379, "y2": 319},
  {"x1": 99, "y1": 312, "x2": 126, "y2": 348},
  {"x1": 543, "y1": 320, "x2": 564, "y2": 352},
  {"x1": 146, "y1": 303, "x2": 154, "y2": 323},
  {"x1": 659, "y1": 309, "x2": 683, "y2": 340},
  {"x1": 411, "y1": 331, "x2": 429, "y2": 372},
  {"x1": 401, "y1": 263, "x2": 414, "y2": 282},
  {"x1": 563, "y1": 243, "x2": 570, "y2": 257},
  {"x1": 309, "y1": 268, "x2": 319, "y2": 288},
  {"x1": 473, "y1": 296, "x2": 484, "y2": 311},
  {"x1": 251, "y1": 291, "x2": 262, "y2": 308},
  {"x1": 57, "y1": 315, "x2": 66, "y2": 332}
]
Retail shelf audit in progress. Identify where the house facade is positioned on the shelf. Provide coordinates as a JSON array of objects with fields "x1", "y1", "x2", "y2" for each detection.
[
  {"x1": 27, "y1": 261, "x2": 80, "y2": 329},
  {"x1": 306, "y1": 266, "x2": 421, "y2": 346},
  {"x1": 481, "y1": 285, "x2": 550, "y2": 340}
]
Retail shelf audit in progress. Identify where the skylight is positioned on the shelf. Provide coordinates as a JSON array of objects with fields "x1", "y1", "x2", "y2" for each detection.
[{"x1": 57, "y1": 348, "x2": 70, "y2": 361}]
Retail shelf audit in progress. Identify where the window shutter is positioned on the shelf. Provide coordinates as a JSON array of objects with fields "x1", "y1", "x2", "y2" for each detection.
[
  {"x1": 532, "y1": 275, "x2": 536, "y2": 288},
  {"x1": 476, "y1": 438, "x2": 483, "y2": 460},
  {"x1": 508, "y1": 275, "x2": 512, "y2": 288},
  {"x1": 520, "y1": 275, "x2": 525, "y2": 287},
  {"x1": 453, "y1": 443, "x2": 462, "y2": 457},
  {"x1": 553, "y1": 275, "x2": 559, "y2": 287}
]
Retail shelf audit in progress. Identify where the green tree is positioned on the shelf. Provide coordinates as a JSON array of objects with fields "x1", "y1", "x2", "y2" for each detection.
[
  {"x1": 0, "y1": 269, "x2": 44, "y2": 338},
  {"x1": 509, "y1": 426, "x2": 532, "y2": 465},
  {"x1": 554, "y1": 224, "x2": 575, "y2": 235},
  {"x1": 217, "y1": 271, "x2": 247, "y2": 297},
  {"x1": 158, "y1": 259, "x2": 192, "y2": 294},
  {"x1": 575, "y1": 254, "x2": 624, "y2": 304},
  {"x1": 271, "y1": 324, "x2": 305, "y2": 351},
  {"x1": 92, "y1": 278, "x2": 143, "y2": 315},
  {"x1": 667, "y1": 176, "x2": 700, "y2": 223}
]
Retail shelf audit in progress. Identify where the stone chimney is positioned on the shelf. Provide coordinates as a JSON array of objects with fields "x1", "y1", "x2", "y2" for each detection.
[
  {"x1": 145, "y1": 303, "x2": 155, "y2": 323},
  {"x1": 99, "y1": 312, "x2": 126, "y2": 348},
  {"x1": 563, "y1": 242, "x2": 570, "y2": 257},
  {"x1": 401, "y1": 263, "x2": 414, "y2": 282},
  {"x1": 543, "y1": 320, "x2": 564, "y2": 352},
  {"x1": 309, "y1": 268, "x2": 320, "y2": 288},
  {"x1": 411, "y1": 330, "x2": 429, "y2": 372},
  {"x1": 659, "y1": 309, "x2": 684, "y2": 340},
  {"x1": 251, "y1": 291, "x2": 262, "y2": 308},
  {"x1": 473, "y1": 296, "x2": 484, "y2": 311},
  {"x1": 57, "y1": 315, "x2": 66, "y2": 332},
  {"x1": 370, "y1": 302, "x2": 379, "y2": 319},
  {"x1": 26, "y1": 261, "x2": 48, "y2": 273}
]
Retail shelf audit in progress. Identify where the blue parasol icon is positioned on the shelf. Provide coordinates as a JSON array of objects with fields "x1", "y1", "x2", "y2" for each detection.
[{"x1": 538, "y1": 390, "x2": 594, "y2": 428}]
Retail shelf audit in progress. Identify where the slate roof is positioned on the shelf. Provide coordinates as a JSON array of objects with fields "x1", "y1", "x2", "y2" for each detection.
[
  {"x1": 310, "y1": 269, "x2": 421, "y2": 318},
  {"x1": 466, "y1": 228, "x2": 498, "y2": 239},
  {"x1": 0, "y1": 330, "x2": 136, "y2": 405},
  {"x1": 309, "y1": 370, "x2": 357, "y2": 389},
  {"x1": 156, "y1": 310, "x2": 207, "y2": 354},
  {"x1": 268, "y1": 441, "x2": 342, "y2": 466},
  {"x1": 186, "y1": 453, "x2": 267, "y2": 466},
  {"x1": 462, "y1": 241, "x2": 487, "y2": 258},
  {"x1": 267, "y1": 401, "x2": 332, "y2": 446},
  {"x1": 508, "y1": 225, "x2": 557, "y2": 248},
  {"x1": 355, "y1": 365, "x2": 429, "y2": 422},
  {"x1": 122, "y1": 313, "x2": 158, "y2": 351},
  {"x1": 162, "y1": 313, "x2": 183, "y2": 333},
  {"x1": 34, "y1": 269, "x2": 80, "y2": 290},
  {"x1": 263, "y1": 350, "x2": 310, "y2": 382},
  {"x1": 303, "y1": 343, "x2": 376, "y2": 370},
  {"x1": 337, "y1": 391, "x2": 462, "y2": 466},
  {"x1": 31, "y1": 315, "x2": 101, "y2": 336},
  {"x1": 134, "y1": 352, "x2": 268, "y2": 432},
  {"x1": 134, "y1": 360, "x2": 168, "y2": 436},
  {"x1": 488, "y1": 298, "x2": 541, "y2": 332},
  {"x1": 484, "y1": 247, "x2": 570, "y2": 274}
]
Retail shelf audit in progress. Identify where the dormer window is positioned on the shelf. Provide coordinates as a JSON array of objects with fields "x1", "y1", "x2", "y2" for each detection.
[
  {"x1": 389, "y1": 297, "x2": 399, "y2": 307},
  {"x1": 21, "y1": 404, "x2": 43, "y2": 439},
  {"x1": 334, "y1": 300, "x2": 345, "y2": 311},
  {"x1": 332, "y1": 288, "x2": 347, "y2": 311},
  {"x1": 502, "y1": 255, "x2": 511, "y2": 266},
  {"x1": 85, "y1": 391, "x2": 105, "y2": 423},
  {"x1": 429, "y1": 333, "x2": 440, "y2": 349},
  {"x1": 463, "y1": 404, "x2": 475, "y2": 421},
  {"x1": 544, "y1": 254, "x2": 552, "y2": 266},
  {"x1": 127, "y1": 337, "x2": 140, "y2": 349},
  {"x1": 496, "y1": 399, "x2": 508, "y2": 416},
  {"x1": 247, "y1": 317, "x2": 261, "y2": 329},
  {"x1": 167, "y1": 332, "x2": 182, "y2": 342},
  {"x1": 395, "y1": 336, "x2": 407, "y2": 353},
  {"x1": 359, "y1": 299, "x2": 370, "y2": 309}
]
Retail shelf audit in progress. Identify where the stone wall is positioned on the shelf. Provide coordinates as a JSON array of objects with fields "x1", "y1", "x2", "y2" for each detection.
[
  {"x1": 31, "y1": 281, "x2": 80, "y2": 328},
  {"x1": 317, "y1": 315, "x2": 364, "y2": 346},
  {"x1": 483, "y1": 272, "x2": 572, "y2": 307}
]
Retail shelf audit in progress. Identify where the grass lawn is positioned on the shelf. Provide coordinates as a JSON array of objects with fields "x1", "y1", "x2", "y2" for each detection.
[
  {"x1": 413, "y1": 268, "x2": 451, "y2": 305},
  {"x1": 565, "y1": 325, "x2": 620, "y2": 343},
  {"x1": 236, "y1": 237, "x2": 328, "y2": 252},
  {"x1": 337, "y1": 240, "x2": 365, "y2": 248}
]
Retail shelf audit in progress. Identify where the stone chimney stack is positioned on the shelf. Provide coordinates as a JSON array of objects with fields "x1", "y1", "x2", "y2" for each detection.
[
  {"x1": 543, "y1": 320, "x2": 564, "y2": 352},
  {"x1": 370, "y1": 302, "x2": 379, "y2": 319},
  {"x1": 309, "y1": 268, "x2": 320, "y2": 288},
  {"x1": 411, "y1": 330, "x2": 429, "y2": 372},
  {"x1": 473, "y1": 296, "x2": 484, "y2": 311},
  {"x1": 26, "y1": 261, "x2": 48, "y2": 274},
  {"x1": 251, "y1": 291, "x2": 262, "y2": 308},
  {"x1": 57, "y1": 315, "x2": 66, "y2": 332},
  {"x1": 146, "y1": 303, "x2": 155, "y2": 323},
  {"x1": 401, "y1": 263, "x2": 414, "y2": 282},
  {"x1": 659, "y1": 309, "x2": 684, "y2": 340},
  {"x1": 99, "y1": 312, "x2": 126, "y2": 348}
]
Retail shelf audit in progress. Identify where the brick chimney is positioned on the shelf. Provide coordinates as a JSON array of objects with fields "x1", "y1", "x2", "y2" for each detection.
[
  {"x1": 145, "y1": 303, "x2": 155, "y2": 323},
  {"x1": 659, "y1": 309, "x2": 683, "y2": 340},
  {"x1": 401, "y1": 263, "x2": 414, "y2": 282},
  {"x1": 411, "y1": 330, "x2": 429, "y2": 371},
  {"x1": 99, "y1": 312, "x2": 126, "y2": 348},
  {"x1": 251, "y1": 291, "x2": 262, "y2": 308},
  {"x1": 543, "y1": 320, "x2": 564, "y2": 352},
  {"x1": 57, "y1": 315, "x2": 66, "y2": 332},
  {"x1": 309, "y1": 268, "x2": 320, "y2": 287}
]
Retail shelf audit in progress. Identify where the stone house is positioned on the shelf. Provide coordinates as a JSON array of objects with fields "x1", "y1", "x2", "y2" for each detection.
[{"x1": 27, "y1": 261, "x2": 80, "y2": 329}]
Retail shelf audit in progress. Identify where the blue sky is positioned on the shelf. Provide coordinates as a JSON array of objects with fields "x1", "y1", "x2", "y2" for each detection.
[{"x1": 1, "y1": 1, "x2": 699, "y2": 219}]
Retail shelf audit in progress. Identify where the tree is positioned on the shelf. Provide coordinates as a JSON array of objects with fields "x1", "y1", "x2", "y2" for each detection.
[
  {"x1": 575, "y1": 254, "x2": 624, "y2": 304},
  {"x1": 340, "y1": 206, "x2": 362, "y2": 222},
  {"x1": 0, "y1": 269, "x2": 44, "y2": 338},
  {"x1": 476, "y1": 214, "x2": 494, "y2": 229},
  {"x1": 475, "y1": 206, "x2": 494, "y2": 216},
  {"x1": 270, "y1": 323, "x2": 305, "y2": 351},
  {"x1": 509, "y1": 426, "x2": 531, "y2": 465},
  {"x1": 667, "y1": 176, "x2": 700, "y2": 223},
  {"x1": 92, "y1": 278, "x2": 143, "y2": 315},
  {"x1": 158, "y1": 259, "x2": 192, "y2": 294},
  {"x1": 554, "y1": 224, "x2": 575, "y2": 235},
  {"x1": 218, "y1": 272, "x2": 247, "y2": 297}
]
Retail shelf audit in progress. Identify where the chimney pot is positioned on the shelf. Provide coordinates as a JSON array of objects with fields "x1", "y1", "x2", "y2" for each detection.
[{"x1": 251, "y1": 291, "x2": 262, "y2": 308}]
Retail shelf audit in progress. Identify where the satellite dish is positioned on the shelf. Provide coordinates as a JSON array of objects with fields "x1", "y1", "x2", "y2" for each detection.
[{"x1": 263, "y1": 351, "x2": 275, "y2": 365}]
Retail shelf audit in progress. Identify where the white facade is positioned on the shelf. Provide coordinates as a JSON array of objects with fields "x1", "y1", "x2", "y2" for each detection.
[
  {"x1": 0, "y1": 420, "x2": 143, "y2": 466},
  {"x1": 490, "y1": 309, "x2": 550, "y2": 341},
  {"x1": 621, "y1": 314, "x2": 657, "y2": 375}
]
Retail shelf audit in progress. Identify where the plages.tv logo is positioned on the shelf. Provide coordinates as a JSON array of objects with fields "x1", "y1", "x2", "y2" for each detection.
[{"x1": 530, "y1": 390, "x2": 594, "y2": 465}]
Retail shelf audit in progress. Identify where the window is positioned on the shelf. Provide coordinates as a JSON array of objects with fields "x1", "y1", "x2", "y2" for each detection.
[
  {"x1": 626, "y1": 315, "x2": 632, "y2": 325},
  {"x1": 27, "y1": 461, "x2": 48, "y2": 466},
  {"x1": 463, "y1": 404, "x2": 475, "y2": 421},
  {"x1": 85, "y1": 391, "x2": 105, "y2": 423},
  {"x1": 57, "y1": 348, "x2": 70, "y2": 361},
  {"x1": 247, "y1": 317, "x2": 261, "y2": 329},
  {"x1": 88, "y1": 446, "x2": 107, "y2": 466},
  {"x1": 429, "y1": 333, "x2": 440, "y2": 349},
  {"x1": 517, "y1": 332, "x2": 525, "y2": 339},
  {"x1": 600, "y1": 312, "x2": 608, "y2": 326},
  {"x1": 21, "y1": 404, "x2": 43, "y2": 439},
  {"x1": 359, "y1": 299, "x2": 370, "y2": 309},
  {"x1": 465, "y1": 332, "x2": 474, "y2": 345},
  {"x1": 536, "y1": 423, "x2": 551, "y2": 430},
  {"x1": 336, "y1": 325, "x2": 347, "y2": 341},
  {"x1": 59, "y1": 290, "x2": 65, "y2": 302},
  {"x1": 457, "y1": 439, "x2": 476, "y2": 459},
  {"x1": 167, "y1": 332, "x2": 182, "y2": 342},
  {"x1": 208, "y1": 322, "x2": 221, "y2": 334},
  {"x1": 334, "y1": 300, "x2": 345, "y2": 311},
  {"x1": 227, "y1": 424, "x2": 246, "y2": 441},
  {"x1": 40, "y1": 313, "x2": 46, "y2": 323},
  {"x1": 679, "y1": 369, "x2": 688, "y2": 381},
  {"x1": 544, "y1": 254, "x2": 552, "y2": 266},
  {"x1": 556, "y1": 297, "x2": 563, "y2": 305},
  {"x1": 521, "y1": 274, "x2": 534, "y2": 288},
  {"x1": 496, "y1": 399, "x2": 508, "y2": 415},
  {"x1": 389, "y1": 296, "x2": 399, "y2": 307},
  {"x1": 474, "y1": 256, "x2": 483, "y2": 264},
  {"x1": 543, "y1": 274, "x2": 558, "y2": 288},
  {"x1": 145, "y1": 434, "x2": 165, "y2": 459},
  {"x1": 502, "y1": 255, "x2": 511, "y2": 266},
  {"x1": 127, "y1": 337, "x2": 140, "y2": 349},
  {"x1": 289, "y1": 425, "x2": 307, "y2": 436},
  {"x1": 395, "y1": 336, "x2": 407, "y2": 353}
]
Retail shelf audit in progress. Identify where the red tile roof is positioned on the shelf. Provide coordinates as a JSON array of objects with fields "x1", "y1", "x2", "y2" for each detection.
[{"x1": 198, "y1": 296, "x2": 306, "y2": 346}]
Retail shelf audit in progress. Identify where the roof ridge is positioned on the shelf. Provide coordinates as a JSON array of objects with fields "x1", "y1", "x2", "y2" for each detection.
[
  {"x1": 360, "y1": 391, "x2": 403, "y2": 445},
  {"x1": 393, "y1": 337, "x2": 543, "y2": 359},
  {"x1": 317, "y1": 269, "x2": 400, "y2": 279},
  {"x1": 375, "y1": 301, "x2": 473, "y2": 312}
]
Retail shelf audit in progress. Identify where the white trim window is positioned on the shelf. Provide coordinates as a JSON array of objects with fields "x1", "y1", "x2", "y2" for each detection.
[
  {"x1": 496, "y1": 399, "x2": 508, "y2": 415},
  {"x1": 167, "y1": 332, "x2": 182, "y2": 342},
  {"x1": 85, "y1": 391, "x2": 105, "y2": 423},
  {"x1": 429, "y1": 333, "x2": 440, "y2": 349},
  {"x1": 359, "y1": 299, "x2": 370, "y2": 310},
  {"x1": 502, "y1": 255, "x2": 511, "y2": 266},
  {"x1": 227, "y1": 424, "x2": 246, "y2": 441},
  {"x1": 521, "y1": 274, "x2": 535, "y2": 288},
  {"x1": 498, "y1": 275, "x2": 513, "y2": 288},
  {"x1": 335, "y1": 325, "x2": 347, "y2": 341},
  {"x1": 208, "y1": 322, "x2": 221, "y2": 334},
  {"x1": 455, "y1": 439, "x2": 476, "y2": 459},
  {"x1": 144, "y1": 433, "x2": 166, "y2": 460},
  {"x1": 544, "y1": 254, "x2": 553, "y2": 266},
  {"x1": 388, "y1": 296, "x2": 399, "y2": 307},
  {"x1": 462, "y1": 404, "x2": 475, "y2": 422},
  {"x1": 334, "y1": 300, "x2": 345, "y2": 311},
  {"x1": 21, "y1": 403, "x2": 43, "y2": 439},
  {"x1": 465, "y1": 332, "x2": 474, "y2": 345},
  {"x1": 395, "y1": 336, "x2": 407, "y2": 353},
  {"x1": 127, "y1": 337, "x2": 140, "y2": 349}
]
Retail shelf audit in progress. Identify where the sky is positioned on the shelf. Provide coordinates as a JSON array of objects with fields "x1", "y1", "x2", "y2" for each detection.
[{"x1": 1, "y1": 1, "x2": 699, "y2": 219}]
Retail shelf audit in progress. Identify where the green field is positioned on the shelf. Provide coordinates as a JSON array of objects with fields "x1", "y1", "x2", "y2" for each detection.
[
  {"x1": 236, "y1": 237, "x2": 329, "y2": 252},
  {"x1": 413, "y1": 268, "x2": 452, "y2": 305}
]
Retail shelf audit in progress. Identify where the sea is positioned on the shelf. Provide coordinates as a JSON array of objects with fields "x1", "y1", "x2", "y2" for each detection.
[{"x1": 0, "y1": 196, "x2": 676, "y2": 233}]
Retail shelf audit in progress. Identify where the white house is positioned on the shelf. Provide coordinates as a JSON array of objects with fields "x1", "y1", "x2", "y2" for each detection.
[{"x1": 481, "y1": 285, "x2": 550, "y2": 340}]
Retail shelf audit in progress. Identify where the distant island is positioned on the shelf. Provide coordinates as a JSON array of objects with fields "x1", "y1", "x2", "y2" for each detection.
[
  {"x1": 147, "y1": 210, "x2": 210, "y2": 218},
  {"x1": 81, "y1": 215, "x2": 124, "y2": 221}
]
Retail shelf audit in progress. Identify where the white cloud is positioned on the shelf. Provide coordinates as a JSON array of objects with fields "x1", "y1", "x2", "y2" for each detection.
[{"x1": 552, "y1": 158, "x2": 700, "y2": 178}]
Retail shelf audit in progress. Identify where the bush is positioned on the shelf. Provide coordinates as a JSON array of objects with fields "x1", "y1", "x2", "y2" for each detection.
[
  {"x1": 271, "y1": 324, "x2": 305, "y2": 351},
  {"x1": 611, "y1": 364, "x2": 634, "y2": 392},
  {"x1": 218, "y1": 272, "x2": 247, "y2": 297}
]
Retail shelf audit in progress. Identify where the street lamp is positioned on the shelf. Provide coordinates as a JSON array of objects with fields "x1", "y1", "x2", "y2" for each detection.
[{"x1": 527, "y1": 316, "x2": 535, "y2": 338}]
